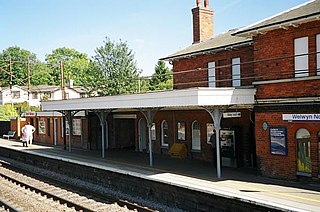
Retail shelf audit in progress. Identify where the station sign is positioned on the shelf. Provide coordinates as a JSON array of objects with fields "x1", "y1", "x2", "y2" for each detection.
[
  {"x1": 25, "y1": 111, "x2": 36, "y2": 117},
  {"x1": 223, "y1": 112, "x2": 241, "y2": 118},
  {"x1": 283, "y1": 114, "x2": 320, "y2": 122}
]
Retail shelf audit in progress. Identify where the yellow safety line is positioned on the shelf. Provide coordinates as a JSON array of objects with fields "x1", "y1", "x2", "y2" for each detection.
[{"x1": 222, "y1": 181, "x2": 320, "y2": 203}]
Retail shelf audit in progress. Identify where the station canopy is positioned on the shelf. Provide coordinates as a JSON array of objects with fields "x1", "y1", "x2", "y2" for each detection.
[{"x1": 41, "y1": 87, "x2": 256, "y2": 112}]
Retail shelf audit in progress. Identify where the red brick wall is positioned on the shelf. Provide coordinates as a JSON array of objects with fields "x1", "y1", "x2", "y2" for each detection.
[
  {"x1": 255, "y1": 111, "x2": 319, "y2": 179},
  {"x1": 137, "y1": 109, "x2": 254, "y2": 166},
  {"x1": 172, "y1": 46, "x2": 254, "y2": 89},
  {"x1": 255, "y1": 79, "x2": 320, "y2": 99},
  {"x1": 253, "y1": 21, "x2": 320, "y2": 83}
]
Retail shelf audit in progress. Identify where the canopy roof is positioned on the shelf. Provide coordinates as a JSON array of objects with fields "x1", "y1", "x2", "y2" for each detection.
[{"x1": 41, "y1": 87, "x2": 256, "y2": 112}]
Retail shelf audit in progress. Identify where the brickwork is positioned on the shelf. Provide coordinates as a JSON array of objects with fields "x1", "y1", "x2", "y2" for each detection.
[
  {"x1": 252, "y1": 20, "x2": 320, "y2": 180},
  {"x1": 192, "y1": 7, "x2": 214, "y2": 43},
  {"x1": 255, "y1": 79, "x2": 320, "y2": 99},
  {"x1": 253, "y1": 21, "x2": 320, "y2": 83},
  {"x1": 172, "y1": 46, "x2": 254, "y2": 89},
  {"x1": 136, "y1": 109, "x2": 254, "y2": 166},
  {"x1": 255, "y1": 111, "x2": 319, "y2": 180}
]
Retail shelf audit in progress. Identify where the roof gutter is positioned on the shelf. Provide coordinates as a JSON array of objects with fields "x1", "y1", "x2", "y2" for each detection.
[
  {"x1": 160, "y1": 40, "x2": 252, "y2": 62},
  {"x1": 233, "y1": 12, "x2": 320, "y2": 36}
]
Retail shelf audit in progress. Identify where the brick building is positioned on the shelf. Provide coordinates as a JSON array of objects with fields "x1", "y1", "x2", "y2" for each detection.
[
  {"x1": 234, "y1": 0, "x2": 320, "y2": 180},
  {"x1": 21, "y1": 0, "x2": 320, "y2": 180}
]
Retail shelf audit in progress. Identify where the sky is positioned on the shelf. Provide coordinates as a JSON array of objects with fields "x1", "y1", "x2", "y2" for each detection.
[{"x1": 0, "y1": 0, "x2": 310, "y2": 76}]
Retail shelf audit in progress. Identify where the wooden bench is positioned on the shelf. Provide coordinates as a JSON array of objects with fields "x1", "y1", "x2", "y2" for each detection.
[{"x1": 3, "y1": 131, "x2": 16, "y2": 140}]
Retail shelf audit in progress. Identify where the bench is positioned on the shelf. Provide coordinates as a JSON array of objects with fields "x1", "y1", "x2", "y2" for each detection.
[{"x1": 3, "y1": 131, "x2": 16, "y2": 140}]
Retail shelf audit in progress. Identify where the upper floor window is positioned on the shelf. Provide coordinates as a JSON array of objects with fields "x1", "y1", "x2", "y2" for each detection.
[
  {"x1": 232, "y1": 57, "x2": 241, "y2": 87},
  {"x1": 208, "y1": 62, "x2": 216, "y2": 87},
  {"x1": 12, "y1": 91, "x2": 20, "y2": 99},
  {"x1": 317, "y1": 34, "x2": 320, "y2": 76},
  {"x1": 32, "y1": 93, "x2": 38, "y2": 99},
  {"x1": 294, "y1": 37, "x2": 309, "y2": 77}
]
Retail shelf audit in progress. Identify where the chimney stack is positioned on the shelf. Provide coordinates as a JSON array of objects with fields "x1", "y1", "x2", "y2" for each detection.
[{"x1": 192, "y1": 0, "x2": 214, "y2": 44}]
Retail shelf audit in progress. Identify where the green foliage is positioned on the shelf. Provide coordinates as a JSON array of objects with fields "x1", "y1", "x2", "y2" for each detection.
[
  {"x1": 0, "y1": 102, "x2": 40, "y2": 121},
  {"x1": 0, "y1": 46, "x2": 37, "y2": 87},
  {"x1": 91, "y1": 37, "x2": 141, "y2": 96},
  {"x1": 0, "y1": 104, "x2": 16, "y2": 121},
  {"x1": 149, "y1": 60, "x2": 173, "y2": 91},
  {"x1": 30, "y1": 62, "x2": 55, "y2": 85},
  {"x1": 45, "y1": 47, "x2": 90, "y2": 86}
]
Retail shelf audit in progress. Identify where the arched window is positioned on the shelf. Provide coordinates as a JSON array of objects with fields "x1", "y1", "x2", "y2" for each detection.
[
  {"x1": 192, "y1": 121, "x2": 201, "y2": 151},
  {"x1": 161, "y1": 120, "x2": 169, "y2": 147},
  {"x1": 296, "y1": 128, "x2": 311, "y2": 139},
  {"x1": 296, "y1": 128, "x2": 311, "y2": 175}
]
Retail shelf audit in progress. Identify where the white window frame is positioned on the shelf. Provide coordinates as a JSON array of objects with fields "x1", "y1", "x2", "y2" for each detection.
[
  {"x1": 294, "y1": 36, "x2": 309, "y2": 77},
  {"x1": 208, "y1": 62, "x2": 216, "y2": 87},
  {"x1": 72, "y1": 119, "x2": 81, "y2": 136},
  {"x1": 151, "y1": 123, "x2": 156, "y2": 141},
  {"x1": 191, "y1": 120, "x2": 201, "y2": 151},
  {"x1": 317, "y1": 34, "x2": 320, "y2": 76},
  {"x1": 39, "y1": 120, "x2": 46, "y2": 134},
  {"x1": 161, "y1": 120, "x2": 169, "y2": 147},
  {"x1": 232, "y1": 57, "x2": 241, "y2": 87}
]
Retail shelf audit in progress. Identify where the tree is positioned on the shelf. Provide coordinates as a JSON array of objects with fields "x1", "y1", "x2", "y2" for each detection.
[
  {"x1": 45, "y1": 47, "x2": 90, "y2": 86},
  {"x1": 0, "y1": 46, "x2": 37, "y2": 87},
  {"x1": 91, "y1": 37, "x2": 141, "y2": 96},
  {"x1": 149, "y1": 60, "x2": 173, "y2": 91}
]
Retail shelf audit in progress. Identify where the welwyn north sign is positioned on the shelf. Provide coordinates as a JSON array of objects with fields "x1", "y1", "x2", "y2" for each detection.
[{"x1": 282, "y1": 114, "x2": 320, "y2": 123}]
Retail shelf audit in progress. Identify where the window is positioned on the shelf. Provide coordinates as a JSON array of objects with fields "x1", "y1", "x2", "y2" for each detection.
[
  {"x1": 206, "y1": 123, "x2": 215, "y2": 144},
  {"x1": 39, "y1": 120, "x2": 46, "y2": 134},
  {"x1": 12, "y1": 91, "x2": 20, "y2": 99},
  {"x1": 177, "y1": 122, "x2": 186, "y2": 141},
  {"x1": 32, "y1": 93, "x2": 38, "y2": 99},
  {"x1": 161, "y1": 120, "x2": 169, "y2": 147},
  {"x1": 65, "y1": 120, "x2": 70, "y2": 135},
  {"x1": 192, "y1": 121, "x2": 201, "y2": 151},
  {"x1": 72, "y1": 119, "x2": 81, "y2": 136},
  {"x1": 208, "y1": 62, "x2": 216, "y2": 87},
  {"x1": 151, "y1": 123, "x2": 156, "y2": 141},
  {"x1": 294, "y1": 37, "x2": 309, "y2": 77},
  {"x1": 232, "y1": 57, "x2": 241, "y2": 87},
  {"x1": 317, "y1": 34, "x2": 320, "y2": 76}
]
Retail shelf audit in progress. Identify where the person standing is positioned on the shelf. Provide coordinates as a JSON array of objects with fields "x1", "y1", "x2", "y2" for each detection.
[{"x1": 22, "y1": 122, "x2": 36, "y2": 145}]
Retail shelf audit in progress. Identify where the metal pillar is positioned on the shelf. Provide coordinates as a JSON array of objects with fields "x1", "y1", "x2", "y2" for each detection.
[
  {"x1": 67, "y1": 111, "x2": 72, "y2": 153},
  {"x1": 204, "y1": 107, "x2": 224, "y2": 178},
  {"x1": 95, "y1": 110, "x2": 112, "y2": 158},
  {"x1": 139, "y1": 108, "x2": 159, "y2": 166}
]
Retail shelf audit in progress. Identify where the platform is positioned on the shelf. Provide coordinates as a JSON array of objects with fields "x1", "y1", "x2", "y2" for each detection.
[{"x1": 1, "y1": 138, "x2": 320, "y2": 211}]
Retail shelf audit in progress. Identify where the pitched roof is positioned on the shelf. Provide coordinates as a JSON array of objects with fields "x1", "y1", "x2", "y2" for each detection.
[
  {"x1": 161, "y1": 29, "x2": 252, "y2": 61},
  {"x1": 234, "y1": 0, "x2": 320, "y2": 36},
  {"x1": 28, "y1": 85, "x2": 61, "y2": 93}
]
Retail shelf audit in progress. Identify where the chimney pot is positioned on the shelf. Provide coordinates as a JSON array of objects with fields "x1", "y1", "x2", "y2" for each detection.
[
  {"x1": 196, "y1": 0, "x2": 201, "y2": 7},
  {"x1": 204, "y1": 0, "x2": 209, "y2": 8}
]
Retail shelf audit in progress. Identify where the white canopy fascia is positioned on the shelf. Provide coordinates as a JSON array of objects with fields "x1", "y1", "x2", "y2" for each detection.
[{"x1": 41, "y1": 87, "x2": 256, "y2": 111}]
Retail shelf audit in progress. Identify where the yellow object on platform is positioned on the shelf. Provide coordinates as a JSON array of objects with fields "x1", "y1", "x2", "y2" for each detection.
[{"x1": 169, "y1": 143, "x2": 187, "y2": 159}]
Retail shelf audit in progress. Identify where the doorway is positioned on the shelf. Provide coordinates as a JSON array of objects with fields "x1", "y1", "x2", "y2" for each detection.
[
  {"x1": 296, "y1": 128, "x2": 311, "y2": 176},
  {"x1": 138, "y1": 118, "x2": 147, "y2": 152}
]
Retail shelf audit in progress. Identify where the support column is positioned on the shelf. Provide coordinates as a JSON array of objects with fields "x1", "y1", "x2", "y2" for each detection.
[
  {"x1": 139, "y1": 108, "x2": 159, "y2": 166},
  {"x1": 95, "y1": 110, "x2": 112, "y2": 158},
  {"x1": 67, "y1": 111, "x2": 72, "y2": 153},
  {"x1": 204, "y1": 107, "x2": 224, "y2": 178}
]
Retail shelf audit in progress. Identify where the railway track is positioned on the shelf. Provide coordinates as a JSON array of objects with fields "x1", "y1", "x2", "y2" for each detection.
[{"x1": 0, "y1": 159, "x2": 157, "y2": 212}]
